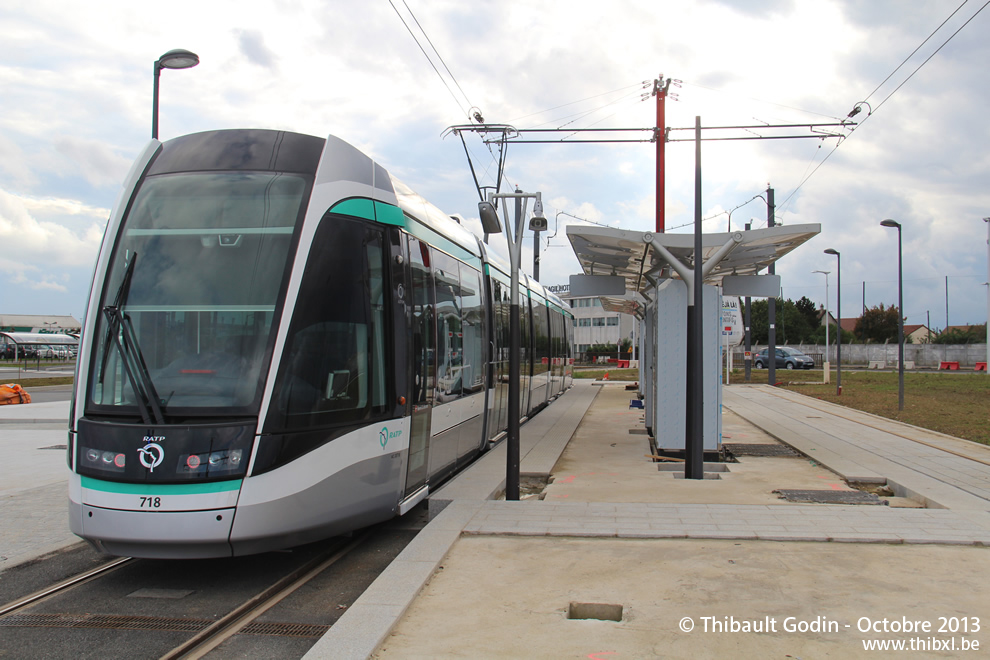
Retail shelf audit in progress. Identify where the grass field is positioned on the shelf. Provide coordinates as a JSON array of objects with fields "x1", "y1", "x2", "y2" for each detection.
[
  {"x1": 7, "y1": 376, "x2": 75, "y2": 387},
  {"x1": 780, "y1": 371, "x2": 990, "y2": 446},
  {"x1": 575, "y1": 366, "x2": 990, "y2": 446}
]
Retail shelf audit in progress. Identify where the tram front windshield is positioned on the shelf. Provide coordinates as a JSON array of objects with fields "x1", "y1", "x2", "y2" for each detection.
[{"x1": 88, "y1": 172, "x2": 308, "y2": 416}]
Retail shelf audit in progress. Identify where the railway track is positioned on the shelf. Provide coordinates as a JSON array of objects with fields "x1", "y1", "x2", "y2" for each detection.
[
  {"x1": 160, "y1": 533, "x2": 365, "y2": 660},
  {"x1": 0, "y1": 556, "x2": 134, "y2": 618},
  {"x1": 0, "y1": 521, "x2": 415, "y2": 659}
]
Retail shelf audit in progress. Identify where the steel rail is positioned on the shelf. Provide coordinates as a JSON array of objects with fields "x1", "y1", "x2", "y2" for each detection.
[
  {"x1": 0, "y1": 557, "x2": 133, "y2": 618},
  {"x1": 160, "y1": 532, "x2": 368, "y2": 660}
]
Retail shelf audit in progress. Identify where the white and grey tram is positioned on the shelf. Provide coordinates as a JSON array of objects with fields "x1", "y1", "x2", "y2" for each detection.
[{"x1": 68, "y1": 129, "x2": 574, "y2": 559}]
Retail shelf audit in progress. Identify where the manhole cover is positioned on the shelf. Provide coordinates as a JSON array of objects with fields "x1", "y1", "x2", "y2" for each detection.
[
  {"x1": 723, "y1": 443, "x2": 798, "y2": 457},
  {"x1": 772, "y1": 489, "x2": 887, "y2": 505}
]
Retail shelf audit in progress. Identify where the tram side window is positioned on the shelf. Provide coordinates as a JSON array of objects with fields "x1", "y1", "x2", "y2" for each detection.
[
  {"x1": 267, "y1": 215, "x2": 388, "y2": 431},
  {"x1": 409, "y1": 237, "x2": 435, "y2": 409},
  {"x1": 433, "y1": 250, "x2": 462, "y2": 402},
  {"x1": 459, "y1": 263, "x2": 485, "y2": 394}
]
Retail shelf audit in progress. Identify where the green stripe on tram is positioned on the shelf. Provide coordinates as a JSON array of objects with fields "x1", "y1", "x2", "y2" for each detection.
[
  {"x1": 329, "y1": 198, "x2": 376, "y2": 220},
  {"x1": 330, "y1": 197, "x2": 482, "y2": 268},
  {"x1": 373, "y1": 201, "x2": 406, "y2": 226},
  {"x1": 81, "y1": 476, "x2": 242, "y2": 495}
]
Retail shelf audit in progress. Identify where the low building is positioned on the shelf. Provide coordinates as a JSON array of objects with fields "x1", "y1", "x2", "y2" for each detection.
[
  {"x1": 549, "y1": 285, "x2": 636, "y2": 361},
  {"x1": 0, "y1": 314, "x2": 81, "y2": 334}
]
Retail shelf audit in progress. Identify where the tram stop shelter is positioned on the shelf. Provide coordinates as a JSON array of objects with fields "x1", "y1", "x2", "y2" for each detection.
[
  {"x1": 1, "y1": 331, "x2": 79, "y2": 359},
  {"x1": 566, "y1": 224, "x2": 820, "y2": 457}
]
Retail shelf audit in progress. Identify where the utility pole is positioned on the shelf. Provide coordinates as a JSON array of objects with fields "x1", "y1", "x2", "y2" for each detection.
[
  {"x1": 685, "y1": 116, "x2": 704, "y2": 479},
  {"x1": 766, "y1": 186, "x2": 777, "y2": 387},
  {"x1": 652, "y1": 76, "x2": 672, "y2": 233},
  {"x1": 533, "y1": 228, "x2": 540, "y2": 280},
  {"x1": 482, "y1": 189, "x2": 546, "y2": 501},
  {"x1": 744, "y1": 222, "x2": 752, "y2": 382}
]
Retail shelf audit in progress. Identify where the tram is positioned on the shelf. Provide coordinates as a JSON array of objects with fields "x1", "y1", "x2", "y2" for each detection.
[{"x1": 67, "y1": 129, "x2": 573, "y2": 558}]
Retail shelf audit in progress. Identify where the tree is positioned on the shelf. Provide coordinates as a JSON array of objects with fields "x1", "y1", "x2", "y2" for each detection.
[
  {"x1": 933, "y1": 324, "x2": 987, "y2": 345},
  {"x1": 854, "y1": 304, "x2": 901, "y2": 343},
  {"x1": 743, "y1": 297, "x2": 815, "y2": 345},
  {"x1": 795, "y1": 296, "x2": 819, "y2": 329},
  {"x1": 806, "y1": 323, "x2": 854, "y2": 345}
]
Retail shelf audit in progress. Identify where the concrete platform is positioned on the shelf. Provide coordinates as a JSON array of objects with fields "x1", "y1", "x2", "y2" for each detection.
[
  {"x1": 4, "y1": 384, "x2": 990, "y2": 657},
  {"x1": 305, "y1": 383, "x2": 990, "y2": 659}
]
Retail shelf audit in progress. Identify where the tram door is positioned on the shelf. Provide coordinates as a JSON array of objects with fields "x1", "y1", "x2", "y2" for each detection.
[{"x1": 405, "y1": 236, "x2": 434, "y2": 494}]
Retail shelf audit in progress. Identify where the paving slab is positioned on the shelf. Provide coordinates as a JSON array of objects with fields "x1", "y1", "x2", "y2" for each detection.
[{"x1": 303, "y1": 383, "x2": 990, "y2": 659}]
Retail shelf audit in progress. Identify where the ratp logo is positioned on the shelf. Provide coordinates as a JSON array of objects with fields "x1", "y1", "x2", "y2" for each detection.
[
  {"x1": 379, "y1": 426, "x2": 402, "y2": 449},
  {"x1": 137, "y1": 444, "x2": 164, "y2": 472}
]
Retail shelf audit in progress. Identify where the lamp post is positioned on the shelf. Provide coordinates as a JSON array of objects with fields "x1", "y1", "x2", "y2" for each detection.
[
  {"x1": 824, "y1": 248, "x2": 842, "y2": 394},
  {"x1": 984, "y1": 218, "x2": 989, "y2": 374},
  {"x1": 479, "y1": 190, "x2": 546, "y2": 500},
  {"x1": 813, "y1": 270, "x2": 830, "y2": 383},
  {"x1": 152, "y1": 49, "x2": 200, "y2": 140},
  {"x1": 880, "y1": 219, "x2": 904, "y2": 410}
]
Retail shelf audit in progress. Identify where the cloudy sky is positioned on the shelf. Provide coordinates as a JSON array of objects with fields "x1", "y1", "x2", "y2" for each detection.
[{"x1": 2, "y1": 0, "x2": 989, "y2": 330}]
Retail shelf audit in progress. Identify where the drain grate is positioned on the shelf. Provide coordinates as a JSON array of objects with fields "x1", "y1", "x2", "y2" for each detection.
[
  {"x1": 0, "y1": 613, "x2": 209, "y2": 631},
  {"x1": 628, "y1": 429, "x2": 648, "y2": 435},
  {"x1": 39, "y1": 445, "x2": 68, "y2": 450},
  {"x1": 0, "y1": 613, "x2": 330, "y2": 637},
  {"x1": 772, "y1": 489, "x2": 887, "y2": 505},
  {"x1": 723, "y1": 443, "x2": 798, "y2": 457},
  {"x1": 242, "y1": 621, "x2": 330, "y2": 637}
]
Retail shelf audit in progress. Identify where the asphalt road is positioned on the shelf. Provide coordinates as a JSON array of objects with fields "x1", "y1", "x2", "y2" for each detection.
[{"x1": 17, "y1": 384, "x2": 73, "y2": 404}]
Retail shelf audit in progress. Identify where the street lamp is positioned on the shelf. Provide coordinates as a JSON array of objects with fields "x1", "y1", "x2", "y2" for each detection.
[
  {"x1": 813, "y1": 270, "x2": 830, "y2": 383},
  {"x1": 152, "y1": 49, "x2": 200, "y2": 140},
  {"x1": 824, "y1": 248, "x2": 842, "y2": 394},
  {"x1": 880, "y1": 219, "x2": 904, "y2": 410},
  {"x1": 984, "y1": 218, "x2": 989, "y2": 374},
  {"x1": 479, "y1": 189, "x2": 546, "y2": 501}
]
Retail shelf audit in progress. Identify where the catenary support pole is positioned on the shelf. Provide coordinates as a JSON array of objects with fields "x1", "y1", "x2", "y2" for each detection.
[
  {"x1": 506, "y1": 194, "x2": 523, "y2": 501},
  {"x1": 744, "y1": 222, "x2": 752, "y2": 382},
  {"x1": 686, "y1": 116, "x2": 704, "y2": 480},
  {"x1": 767, "y1": 186, "x2": 776, "y2": 387}
]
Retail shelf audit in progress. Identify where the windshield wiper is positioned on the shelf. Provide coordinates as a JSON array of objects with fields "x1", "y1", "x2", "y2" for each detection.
[{"x1": 99, "y1": 253, "x2": 166, "y2": 425}]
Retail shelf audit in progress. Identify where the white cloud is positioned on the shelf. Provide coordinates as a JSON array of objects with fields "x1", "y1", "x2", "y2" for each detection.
[
  {"x1": 0, "y1": 0, "x2": 986, "y2": 324},
  {"x1": 0, "y1": 190, "x2": 106, "y2": 268}
]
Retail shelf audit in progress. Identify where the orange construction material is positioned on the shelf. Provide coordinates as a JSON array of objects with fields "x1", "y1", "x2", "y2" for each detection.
[{"x1": 0, "y1": 383, "x2": 31, "y2": 405}]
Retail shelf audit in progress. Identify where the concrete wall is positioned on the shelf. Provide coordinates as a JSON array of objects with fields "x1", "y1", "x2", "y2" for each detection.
[{"x1": 735, "y1": 344, "x2": 988, "y2": 368}]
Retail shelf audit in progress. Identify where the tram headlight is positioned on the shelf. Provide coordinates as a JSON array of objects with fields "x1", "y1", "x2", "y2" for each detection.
[
  {"x1": 207, "y1": 449, "x2": 244, "y2": 470},
  {"x1": 79, "y1": 445, "x2": 126, "y2": 474}
]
